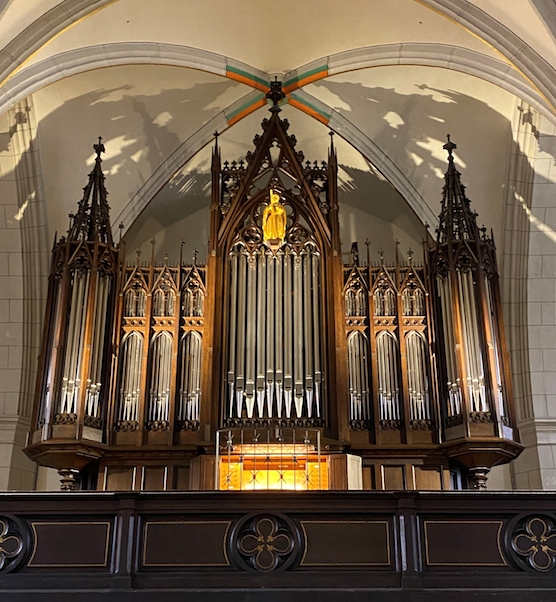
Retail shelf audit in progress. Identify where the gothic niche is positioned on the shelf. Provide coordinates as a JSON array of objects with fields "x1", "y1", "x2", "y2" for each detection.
[{"x1": 222, "y1": 131, "x2": 328, "y2": 428}]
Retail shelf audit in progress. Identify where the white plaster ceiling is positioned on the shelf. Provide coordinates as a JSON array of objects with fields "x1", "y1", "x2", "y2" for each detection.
[
  {"x1": 32, "y1": 64, "x2": 251, "y2": 237},
  {"x1": 2, "y1": 0, "x2": 555, "y2": 264},
  {"x1": 25, "y1": 0, "x2": 500, "y2": 72}
]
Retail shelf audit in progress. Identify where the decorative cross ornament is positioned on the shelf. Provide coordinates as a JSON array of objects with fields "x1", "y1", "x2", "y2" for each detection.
[
  {"x1": 512, "y1": 516, "x2": 556, "y2": 571},
  {"x1": 230, "y1": 513, "x2": 303, "y2": 572},
  {"x1": 0, "y1": 517, "x2": 24, "y2": 571}
]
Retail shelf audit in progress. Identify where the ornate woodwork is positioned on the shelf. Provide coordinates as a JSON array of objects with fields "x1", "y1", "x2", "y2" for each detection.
[{"x1": 24, "y1": 99, "x2": 522, "y2": 491}]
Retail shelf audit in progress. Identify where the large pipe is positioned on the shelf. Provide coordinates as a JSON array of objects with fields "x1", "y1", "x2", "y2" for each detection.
[
  {"x1": 303, "y1": 249, "x2": 313, "y2": 417},
  {"x1": 275, "y1": 250, "x2": 284, "y2": 418},
  {"x1": 312, "y1": 251, "x2": 321, "y2": 417},
  {"x1": 293, "y1": 253, "x2": 304, "y2": 417},
  {"x1": 235, "y1": 249, "x2": 247, "y2": 417},
  {"x1": 256, "y1": 251, "x2": 266, "y2": 417},
  {"x1": 228, "y1": 252, "x2": 238, "y2": 417},
  {"x1": 245, "y1": 252, "x2": 257, "y2": 418},
  {"x1": 283, "y1": 251, "x2": 293, "y2": 418},
  {"x1": 266, "y1": 252, "x2": 275, "y2": 417}
]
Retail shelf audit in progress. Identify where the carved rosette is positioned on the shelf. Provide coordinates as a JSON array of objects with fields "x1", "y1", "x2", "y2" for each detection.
[
  {"x1": 229, "y1": 513, "x2": 304, "y2": 572},
  {"x1": 0, "y1": 515, "x2": 31, "y2": 572},
  {"x1": 506, "y1": 514, "x2": 556, "y2": 572}
]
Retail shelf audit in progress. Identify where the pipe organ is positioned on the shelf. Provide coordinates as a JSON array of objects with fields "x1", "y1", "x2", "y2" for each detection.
[
  {"x1": 25, "y1": 90, "x2": 522, "y2": 492},
  {"x1": 226, "y1": 240, "x2": 322, "y2": 424}
]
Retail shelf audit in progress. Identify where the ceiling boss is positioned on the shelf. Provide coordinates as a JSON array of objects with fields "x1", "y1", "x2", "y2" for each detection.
[{"x1": 262, "y1": 188, "x2": 287, "y2": 248}]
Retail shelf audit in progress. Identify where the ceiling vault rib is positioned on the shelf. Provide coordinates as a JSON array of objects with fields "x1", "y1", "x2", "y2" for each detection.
[{"x1": 1, "y1": 0, "x2": 556, "y2": 117}]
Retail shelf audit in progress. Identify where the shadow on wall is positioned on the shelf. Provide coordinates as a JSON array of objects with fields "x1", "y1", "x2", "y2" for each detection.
[
  {"x1": 124, "y1": 164, "x2": 212, "y2": 264},
  {"x1": 338, "y1": 163, "x2": 427, "y2": 262},
  {"x1": 312, "y1": 79, "x2": 515, "y2": 245},
  {"x1": 34, "y1": 79, "x2": 235, "y2": 238}
]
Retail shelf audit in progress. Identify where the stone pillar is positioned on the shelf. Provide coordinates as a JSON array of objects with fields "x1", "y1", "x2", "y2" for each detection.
[{"x1": 0, "y1": 97, "x2": 49, "y2": 491}]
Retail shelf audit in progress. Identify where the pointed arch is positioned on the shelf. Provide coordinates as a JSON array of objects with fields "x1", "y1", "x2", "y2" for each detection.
[
  {"x1": 117, "y1": 330, "x2": 143, "y2": 425},
  {"x1": 147, "y1": 331, "x2": 173, "y2": 427}
]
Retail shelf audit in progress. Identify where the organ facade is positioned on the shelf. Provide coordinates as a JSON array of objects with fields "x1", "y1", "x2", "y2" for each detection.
[{"x1": 24, "y1": 92, "x2": 522, "y2": 492}]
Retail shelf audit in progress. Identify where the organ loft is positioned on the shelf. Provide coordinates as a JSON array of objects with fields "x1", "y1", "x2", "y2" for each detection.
[{"x1": 23, "y1": 86, "x2": 522, "y2": 492}]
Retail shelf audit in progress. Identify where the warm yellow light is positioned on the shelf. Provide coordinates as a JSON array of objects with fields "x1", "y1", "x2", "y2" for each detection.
[{"x1": 219, "y1": 453, "x2": 328, "y2": 491}]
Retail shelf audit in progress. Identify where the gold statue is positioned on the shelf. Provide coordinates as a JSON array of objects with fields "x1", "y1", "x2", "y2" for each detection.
[{"x1": 262, "y1": 189, "x2": 287, "y2": 244}]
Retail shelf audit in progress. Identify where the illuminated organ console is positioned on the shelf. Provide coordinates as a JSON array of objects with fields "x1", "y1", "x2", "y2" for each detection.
[{"x1": 24, "y1": 91, "x2": 522, "y2": 492}]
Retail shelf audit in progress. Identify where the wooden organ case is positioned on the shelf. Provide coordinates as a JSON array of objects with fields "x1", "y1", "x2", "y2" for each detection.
[{"x1": 24, "y1": 94, "x2": 522, "y2": 492}]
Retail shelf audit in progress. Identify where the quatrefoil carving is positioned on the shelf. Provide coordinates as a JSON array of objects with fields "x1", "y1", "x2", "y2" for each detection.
[
  {"x1": 230, "y1": 513, "x2": 303, "y2": 573},
  {"x1": 239, "y1": 517, "x2": 294, "y2": 571},
  {"x1": 0, "y1": 515, "x2": 28, "y2": 572},
  {"x1": 512, "y1": 516, "x2": 556, "y2": 572}
]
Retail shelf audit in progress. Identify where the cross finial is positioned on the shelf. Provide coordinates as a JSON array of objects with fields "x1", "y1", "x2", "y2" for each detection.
[
  {"x1": 94, "y1": 136, "x2": 105, "y2": 159},
  {"x1": 443, "y1": 134, "x2": 457, "y2": 160},
  {"x1": 364, "y1": 238, "x2": 370, "y2": 266}
]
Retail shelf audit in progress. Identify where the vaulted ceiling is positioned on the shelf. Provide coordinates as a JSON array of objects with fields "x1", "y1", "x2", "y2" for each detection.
[{"x1": 1, "y1": 0, "x2": 555, "y2": 262}]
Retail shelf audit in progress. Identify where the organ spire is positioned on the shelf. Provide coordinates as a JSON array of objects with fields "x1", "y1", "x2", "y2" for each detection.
[
  {"x1": 68, "y1": 137, "x2": 114, "y2": 245},
  {"x1": 436, "y1": 134, "x2": 479, "y2": 245}
]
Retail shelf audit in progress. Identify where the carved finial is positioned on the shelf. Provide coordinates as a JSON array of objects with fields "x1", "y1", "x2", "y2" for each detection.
[
  {"x1": 94, "y1": 136, "x2": 105, "y2": 159},
  {"x1": 193, "y1": 248, "x2": 199, "y2": 265},
  {"x1": 266, "y1": 78, "x2": 285, "y2": 113},
  {"x1": 350, "y1": 242, "x2": 359, "y2": 266},
  {"x1": 378, "y1": 247, "x2": 384, "y2": 264},
  {"x1": 163, "y1": 251, "x2": 169, "y2": 265},
  {"x1": 443, "y1": 134, "x2": 456, "y2": 161},
  {"x1": 407, "y1": 248, "x2": 413, "y2": 265},
  {"x1": 364, "y1": 238, "x2": 370, "y2": 266},
  {"x1": 136, "y1": 248, "x2": 142, "y2": 265}
]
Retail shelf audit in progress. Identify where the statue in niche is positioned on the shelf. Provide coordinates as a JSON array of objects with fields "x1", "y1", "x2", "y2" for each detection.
[{"x1": 262, "y1": 189, "x2": 287, "y2": 247}]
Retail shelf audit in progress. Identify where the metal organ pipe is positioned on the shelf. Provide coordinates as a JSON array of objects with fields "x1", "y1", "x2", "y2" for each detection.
[
  {"x1": 437, "y1": 275, "x2": 461, "y2": 416},
  {"x1": 228, "y1": 252, "x2": 238, "y2": 417},
  {"x1": 312, "y1": 251, "x2": 321, "y2": 416},
  {"x1": 118, "y1": 332, "x2": 143, "y2": 423},
  {"x1": 178, "y1": 332, "x2": 202, "y2": 422},
  {"x1": 484, "y1": 277, "x2": 506, "y2": 418},
  {"x1": 256, "y1": 251, "x2": 266, "y2": 417},
  {"x1": 275, "y1": 250, "x2": 284, "y2": 417},
  {"x1": 137, "y1": 289, "x2": 146, "y2": 317},
  {"x1": 347, "y1": 332, "x2": 370, "y2": 422},
  {"x1": 294, "y1": 254, "x2": 304, "y2": 417},
  {"x1": 283, "y1": 251, "x2": 293, "y2": 418},
  {"x1": 266, "y1": 252, "x2": 275, "y2": 416},
  {"x1": 303, "y1": 249, "x2": 314, "y2": 417},
  {"x1": 85, "y1": 274, "x2": 111, "y2": 420},
  {"x1": 125, "y1": 290, "x2": 135, "y2": 316},
  {"x1": 457, "y1": 271, "x2": 487, "y2": 413},
  {"x1": 377, "y1": 331, "x2": 400, "y2": 421},
  {"x1": 226, "y1": 243, "x2": 322, "y2": 422},
  {"x1": 235, "y1": 249, "x2": 247, "y2": 417},
  {"x1": 60, "y1": 270, "x2": 90, "y2": 415},
  {"x1": 406, "y1": 331, "x2": 430, "y2": 421},
  {"x1": 148, "y1": 332, "x2": 172, "y2": 423},
  {"x1": 245, "y1": 253, "x2": 257, "y2": 417}
]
